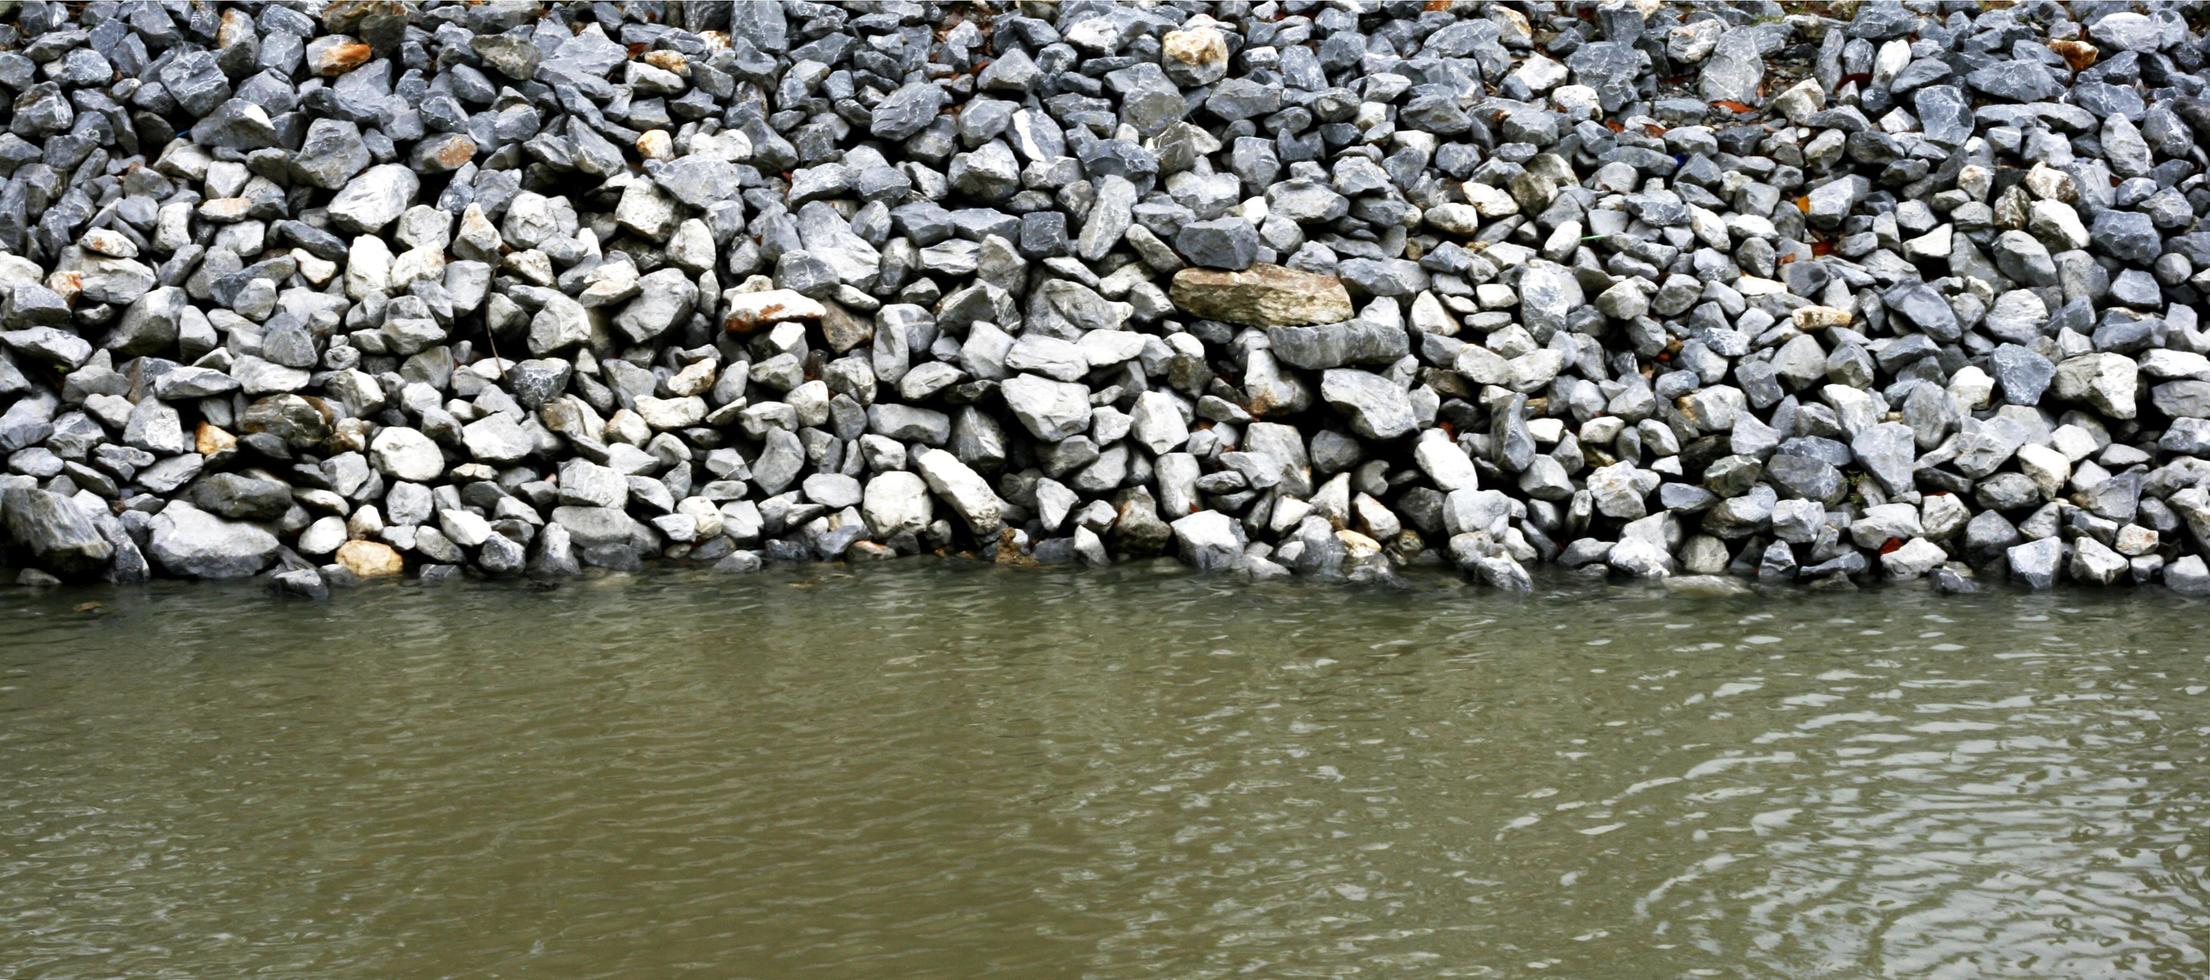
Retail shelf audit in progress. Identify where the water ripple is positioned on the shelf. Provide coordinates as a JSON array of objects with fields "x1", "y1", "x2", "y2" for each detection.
[{"x1": 0, "y1": 567, "x2": 2206, "y2": 975}]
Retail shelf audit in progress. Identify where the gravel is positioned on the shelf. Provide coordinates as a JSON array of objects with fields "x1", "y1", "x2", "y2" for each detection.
[{"x1": 3, "y1": 0, "x2": 2210, "y2": 598}]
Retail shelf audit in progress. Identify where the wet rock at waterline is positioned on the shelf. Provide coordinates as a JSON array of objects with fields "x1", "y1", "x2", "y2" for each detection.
[{"x1": 2, "y1": 1, "x2": 2210, "y2": 598}]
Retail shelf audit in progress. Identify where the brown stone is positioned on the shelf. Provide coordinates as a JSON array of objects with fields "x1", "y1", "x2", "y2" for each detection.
[
  {"x1": 1169, "y1": 264, "x2": 1355, "y2": 327},
  {"x1": 721, "y1": 289, "x2": 827, "y2": 334},
  {"x1": 2050, "y1": 39, "x2": 2098, "y2": 72},
  {"x1": 410, "y1": 133, "x2": 477, "y2": 173},
  {"x1": 195, "y1": 421, "x2": 237, "y2": 456},
  {"x1": 238, "y1": 393, "x2": 334, "y2": 449},
  {"x1": 313, "y1": 40, "x2": 374, "y2": 77},
  {"x1": 1162, "y1": 27, "x2": 1227, "y2": 72},
  {"x1": 819, "y1": 302, "x2": 873, "y2": 352},
  {"x1": 337, "y1": 539, "x2": 404, "y2": 578}
]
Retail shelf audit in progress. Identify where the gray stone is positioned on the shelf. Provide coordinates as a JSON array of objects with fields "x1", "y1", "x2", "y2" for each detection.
[
  {"x1": 0, "y1": 487, "x2": 111, "y2": 579},
  {"x1": 2052, "y1": 353, "x2": 2138, "y2": 419},
  {"x1": 326, "y1": 164, "x2": 419, "y2": 233},
  {"x1": 189, "y1": 473, "x2": 290, "y2": 521},
  {"x1": 1699, "y1": 31, "x2": 1763, "y2": 103},
  {"x1": 1518, "y1": 261, "x2": 1583, "y2": 337},
  {"x1": 370, "y1": 426, "x2": 444, "y2": 482},
  {"x1": 1078, "y1": 176, "x2": 1137, "y2": 262},
  {"x1": 1267, "y1": 321, "x2": 1409, "y2": 370},
  {"x1": 1850, "y1": 422, "x2": 1916, "y2": 496},
  {"x1": 147, "y1": 501, "x2": 277, "y2": 579},
  {"x1": 1171, "y1": 511, "x2": 1246, "y2": 572},
  {"x1": 2007, "y1": 537, "x2": 2063, "y2": 590},
  {"x1": 462, "y1": 414, "x2": 534, "y2": 463},
  {"x1": 1567, "y1": 41, "x2": 1647, "y2": 112},
  {"x1": 1991, "y1": 345, "x2": 2054, "y2": 405},
  {"x1": 1882, "y1": 281, "x2": 1959, "y2": 341},
  {"x1": 1320, "y1": 370, "x2": 1416, "y2": 441},
  {"x1": 2089, "y1": 12, "x2": 2165, "y2": 52},
  {"x1": 1966, "y1": 60, "x2": 2058, "y2": 103},
  {"x1": 1914, "y1": 85, "x2": 1973, "y2": 145},
  {"x1": 1174, "y1": 217, "x2": 1258, "y2": 270},
  {"x1": 872, "y1": 81, "x2": 947, "y2": 141},
  {"x1": 914, "y1": 448, "x2": 1003, "y2": 536},
  {"x1": 2090, "y1": 210, "x2": 2159, "y2": 264},
  {"x1": 862, "y1": 472, "x2": 933, "y2": 538},
  {"x1": 1001, "y1": 375, "x2": 1091, "y2": 442}
]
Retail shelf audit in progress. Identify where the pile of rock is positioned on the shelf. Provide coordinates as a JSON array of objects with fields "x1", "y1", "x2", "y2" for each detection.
[{"x1": 4, "y1": 0, "x2": 2210, "y2": 597}]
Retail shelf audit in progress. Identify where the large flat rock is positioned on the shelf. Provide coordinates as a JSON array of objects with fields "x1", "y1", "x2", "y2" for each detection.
[{"x1": 1169, "y1": 264, "x2": 1354, "y2": 327}]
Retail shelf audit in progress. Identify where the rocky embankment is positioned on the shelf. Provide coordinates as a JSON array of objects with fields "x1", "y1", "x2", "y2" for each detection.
[{"x1": 4, "y1": 0, "x2": 2210, "y2": 598}]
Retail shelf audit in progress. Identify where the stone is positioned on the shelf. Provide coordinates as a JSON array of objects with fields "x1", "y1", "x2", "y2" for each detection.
[
  {"x1": 2007, "y1": 537, "x2": 2063, "y2": 590},
  {"x1": 1000, "y1": 375, "x2": 1091, "y2": 442},
  {"x1": 1567, "y1": 41, "x2": 1646, "y2": 112},
  {"x1": 2167, "y1": 556, "x2": 2210, "y2": 595},
  {"x1": 872, "y1": 81, "x2": 946, "y2": 141},
  {"x1": 337, "y1": 539, "x2": 405, "y2": 577},
  {"x1": 1077, "y1": 176, "x2": 1137, "y2": 262},
  {"x1": 1966, "y1": 60, "x2": 2058, "y2": 103},
  {"x1": 1174, "y1": 218, "x2": 1259, "y2": 270},
  {"x1": 1850, "y1": 423, "x2": 1916, "y2": 496},
  {"x1": 1320, "y1": 370, "x2": 1416, "y2": 441},
  {"x1": 1882, "y1": 538, "x2": 1948, "y2": 580},
  {"x1": 147, "y1": 501, "x2": 278, "y2": 579},
  {"x1": 1587, "y1": 462, "x2": 1648, "y2": 520},
  {"x1": 1162, "y1": 26, "x2": 1230, "y2": 86},
  {"x1": 0, "y1": 0, "x2": 2196, "y2": 596},
  {"x1": 2090, "y1": 210, "x2": 2159, "y2": 264},
  {"x1": 462, "y1": 414, "x2": 534, "y2": 463},
  {"x1": 914, "y1": 448, "x2": 1004, "y2": 536},
  {"x1": 1699, "y1": 31, "x2": 1763, "y2": 103},
  {"x1": 1129, "y1": 391, "x2": 1189, "y2": 454},
  {"x1": 722, "y1": 289, "x2": 826, "y2": 334},
  {"x1": 614, "y1": 269, "x2": 699, "y2": 344},
  {"x1": 190, "y1": 473, "x2": 290, "y2": 521},
  {"x1": 2069, "y1": 537, "x2": 2128, "y2": 586},
  {"x1": 326, "y1": 164, "x2": 419, "y2": 233},
  {"x1": 1882, "y1": 281, "x2": 1958, "y2": 341},
  {"x1": 1992, "y1": 345, "x2": 2055, "y2": 405},
  {"x1": 0, "y1": 487, "x2": 111, "y2": 579},
  {"x1": 2089, "y1": 12, "x2": 2165, "y2": 52},
  {"x1": 1171, "y1": 511, "x2": 1245, "y2": 572},
  {"x1": 1414, "y1": 430, "x2": 1479, "y2": 492},
  {"x1": 369, "y1": 426, "x2": 444, "y2": 482},
  {"x1": 1266, "y1": 321, "x2": 1409, "y2": 370},
  {"x1": 1914, "y1": 85, "x2": 1973, "y2": 145},
  {"x1": 1517, "y1": 261, "x2": 1584, "y2": 337},
  {"x1": 862, "y1": 472, "x2": 933, "y2": 538},
  {"x1": 2052, "y1": 353, "x2": 2138, "y2": 420},
  {"x1": 1170, "y1": 265, "x2": 1354, "y2": 327}
]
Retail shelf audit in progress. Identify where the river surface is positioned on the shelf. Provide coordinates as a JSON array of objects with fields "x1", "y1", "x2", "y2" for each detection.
[{"x1": 2, "y1": 563, "x2": 2208, "y2": 977}]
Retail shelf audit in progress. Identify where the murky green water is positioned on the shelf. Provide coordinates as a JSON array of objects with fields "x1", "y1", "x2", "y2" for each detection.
[{"x1": 3, "y1": 565, "x2": 2208, "y2": 976}]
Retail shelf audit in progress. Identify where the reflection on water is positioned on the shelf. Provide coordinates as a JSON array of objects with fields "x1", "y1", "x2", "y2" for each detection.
[{"x1": 2, "y1": 563, "x2": 2207, "y2": 976}]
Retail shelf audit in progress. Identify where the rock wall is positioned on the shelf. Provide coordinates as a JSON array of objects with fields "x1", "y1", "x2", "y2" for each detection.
[{"x1": 3, "y1": 0, "x2": 2210, "y2": 598}]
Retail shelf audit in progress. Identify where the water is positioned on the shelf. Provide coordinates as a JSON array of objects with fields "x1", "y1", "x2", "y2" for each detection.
[{"x1": 2, "y1": 564, "x2": 2207, "y2": 977}]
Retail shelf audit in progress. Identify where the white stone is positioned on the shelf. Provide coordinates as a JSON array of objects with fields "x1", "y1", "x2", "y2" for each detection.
[
  {"x1": 369, "y1": 426, "x2": 444, "y2": 482},
  {"x1": 913, "y1": 449, "x2": 1004, "y2": 535},
  {"x1": 1413, "y1": 429, "x2": 1480, "y2": 492},
  {"x1": 1881, "y1": 538, "x2": 1948, "y2": 580}
]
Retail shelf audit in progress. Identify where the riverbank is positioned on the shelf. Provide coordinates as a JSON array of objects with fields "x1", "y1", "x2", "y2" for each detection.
[{"x1": 5, "y1": 1, "x2": 2210, "y2": 596}]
